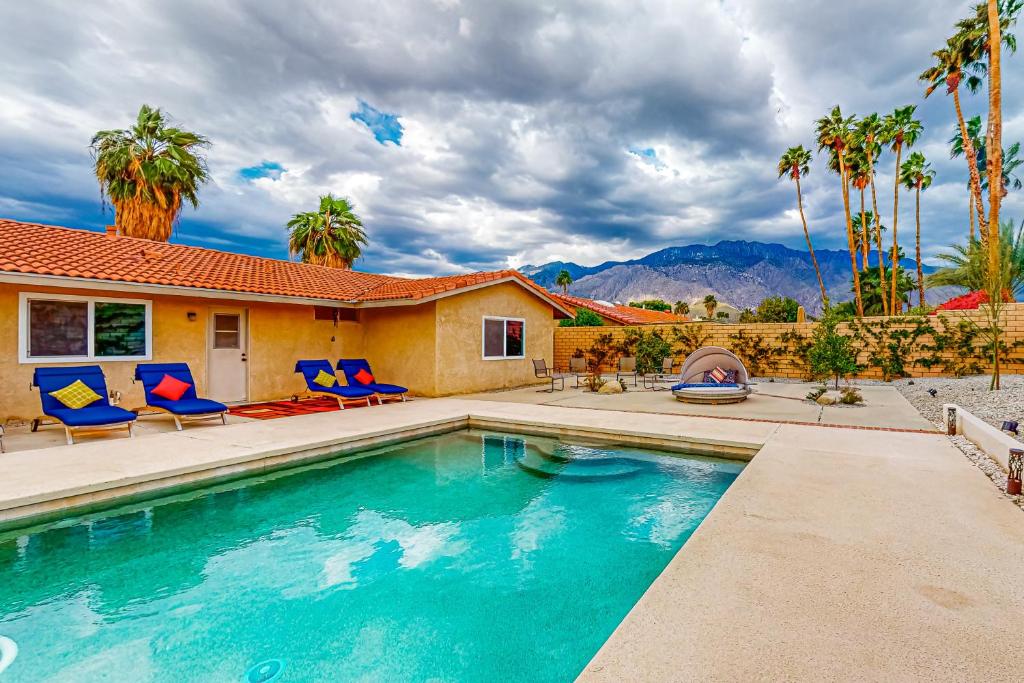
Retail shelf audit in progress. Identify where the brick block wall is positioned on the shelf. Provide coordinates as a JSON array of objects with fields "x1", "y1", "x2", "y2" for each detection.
[{"x1": 552, "y1": 304, "x2": 1024, "y2": 380}]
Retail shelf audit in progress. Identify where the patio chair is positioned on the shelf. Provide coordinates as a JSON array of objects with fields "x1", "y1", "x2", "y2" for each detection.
[
  {"x1": 671, "y1": 347, "x2": 752, "y2": 404},
  {"x1": 616, "y1": 356, "x2": 638, "y2": 387},
  {"x1": 32, "y1": 366, "x2": 137, "y2": 445},
  {"x1": 532, "y1": 359, "x2": 568, "y2": 392},
  {"x1": 295, "y1": 360, "x2": 376, "y2": 408},
  {"x1": 642, "y1": 356, "x2": 680, "y2": 390},
  {"x1": 337, "y1": 359, "x2": 408, "y2": 403},
  {"x1": 568, "y1": 356, "x2": 588, "y2": 388},
  {"x1": 133, "y1": 363, "x2": 228, "y2": 431}
]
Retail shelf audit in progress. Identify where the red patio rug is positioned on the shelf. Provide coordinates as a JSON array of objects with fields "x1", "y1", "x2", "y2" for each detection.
[{"x1": 228, "y1": 396, "x2": 366, "y2": 420}]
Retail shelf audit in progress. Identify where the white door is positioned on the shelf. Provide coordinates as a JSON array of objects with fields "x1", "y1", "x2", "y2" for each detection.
[{"x1": 208, "y1": 309, "x2": 248, "y2": 403}]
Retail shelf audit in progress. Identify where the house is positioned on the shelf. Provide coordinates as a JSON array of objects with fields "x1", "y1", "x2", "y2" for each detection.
[
  {"x1": 553, "y1": 293, "x2": 689, "y2": 325},
  {"x1": 0, "y1": 219, "x2": 572, "y2": 419}
]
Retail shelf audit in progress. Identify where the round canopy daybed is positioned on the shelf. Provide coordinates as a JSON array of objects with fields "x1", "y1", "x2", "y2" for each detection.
[{"x1": 671, "y1": 346, "x2": 752, "y2": 404}]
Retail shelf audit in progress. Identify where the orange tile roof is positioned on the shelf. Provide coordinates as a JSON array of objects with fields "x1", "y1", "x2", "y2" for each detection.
[
  {"x1": 553, "y1": 293, "x2": 688, "y2": 325},
  {"x1": 0, "y1": 219, "x2": 571, "y2": 313}
]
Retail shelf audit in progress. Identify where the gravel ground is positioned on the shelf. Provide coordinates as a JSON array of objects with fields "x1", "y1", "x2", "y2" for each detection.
[{"x1": 755, "y1": 374, "x2": 1023, "y2": 510}]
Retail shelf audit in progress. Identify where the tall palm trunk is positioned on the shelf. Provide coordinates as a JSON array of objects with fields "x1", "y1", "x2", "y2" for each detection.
[
  {"x1": 859, "y1": 187, "x2": 869, "y2": 270},
  {"x1": 890, "y1": 143, "x2": 903, "y2": 314},
  {"x1": 952, "y1": 87, "x2": 988, "y2": 234},
  {"x1": 839, "y1": 152, "x2": 864, "y2": 316},
  {"x1": 986, "y1": 0, "x2": 1003, "y2": 389},
  {"x1": 969, "y1": 193, "x2": 976, "y2": 241},
  {"x1": 915, "y1": 182, "x2": 925, "y2": 308},
  {"x1": 795, "y1": 176, "x2": 828, "y2": 308},
  {"x1": 866, "y1": 147, "x2": 889, "y2": 315}
]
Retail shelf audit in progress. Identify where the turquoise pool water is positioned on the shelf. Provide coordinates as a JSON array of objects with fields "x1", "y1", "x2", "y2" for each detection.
[{"x1": 0, "y1": 430, "x2": 743, "y2": 681}]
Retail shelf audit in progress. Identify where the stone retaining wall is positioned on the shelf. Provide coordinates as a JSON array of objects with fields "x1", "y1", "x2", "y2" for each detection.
[{"x1": 553, "y1": 304, "x2": 1024, "y2": 379}]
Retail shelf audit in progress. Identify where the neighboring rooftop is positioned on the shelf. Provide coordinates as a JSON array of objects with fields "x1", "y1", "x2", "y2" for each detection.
[
  {"x1": 0, "y1": 219, "x2": 570, "y2": 311},
  {"x1": 553, "y1": 292, "x2": 689, "y2": 324}
]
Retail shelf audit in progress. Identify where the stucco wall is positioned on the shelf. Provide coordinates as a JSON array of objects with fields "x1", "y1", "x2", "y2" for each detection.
[
  {"x1": 0, "y1": 283, "x2": 363, "y2": 419},
  {"x1": 433, "y1": 281, "x2": 555, "y2": 395},
  {"x1": 359, "y1": 302, "x2": 438, "y2": 396}
]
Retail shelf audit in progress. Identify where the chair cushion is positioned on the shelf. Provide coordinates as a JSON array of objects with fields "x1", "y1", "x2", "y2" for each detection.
[
  {"x1": 47, "y1": 405, "x2": 136, "y2": 426},
  {"x1": 149, "y1": 398, "x2": 228, "y2": 415},
  {"x1": 703, "y1": 367, "x2": 736, "y2": 384},
  {"x1": 49, "y1": 380, "x2": 102, "y2": 409},
  {"x1": 672, "y1": 383, "x2": 740, "y2": 390},
  {"x1": 152, "y1": 374, "x2": 192, "y2": 401},
  {"x1": 321, "y1": 384, "x2": 375, "y2": 398},
  {"x1": 313, "y1": 369, "x2": 337, "y2": 387},
  {"x1": 366, "y1": 382, "x2": 407, "y2": 395},
  {"x1": 353, "y1": 368, "x2": 375, "y2": 385}
]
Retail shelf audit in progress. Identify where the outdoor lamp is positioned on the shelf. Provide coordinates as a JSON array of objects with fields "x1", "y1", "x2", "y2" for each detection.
[
  {"x1": 187, "y1": 311, "x2": 197, "y2": 322},
  {"x1": 1001, "y1": 420, "x2": 1019, "y2": 435},
  {"x1": 1008, "y1": 449, "x2": 1023, "y2": 496},
  {"x1": 927, "y1": 388, "x2": 938, "y2": 397}
]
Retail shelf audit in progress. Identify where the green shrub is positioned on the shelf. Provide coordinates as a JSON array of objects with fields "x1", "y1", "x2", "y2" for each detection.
[
  {"x1": 618, "y1": 327, "x2": 672, "y2": 374},
  {"x1": 806, "y1": 385, "x2": 827, "y2": 401},
  {"x1": 839, "y1": 386, "x2": 863, "y2": 404},
  {"x1": 754, "y1": 296, "x2": 800, "y2": 322},
  {"x1": 559, "y1": 308, "x2": 604, "y2": 327}
]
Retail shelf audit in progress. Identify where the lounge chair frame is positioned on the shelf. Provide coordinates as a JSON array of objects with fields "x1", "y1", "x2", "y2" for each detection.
[
  {"x1": 642, "y1": 356, "x2": 680, "y2": 390},
  {"x1": 567, "y1": 356, "x2": 588, "y2": 388},
  {"x1": 295, "y1": 360, "x2": 376, "y2": 409},
  {"x1": 336, "y1": 359, "x2": 408, "y2": 403},
  {"x1": 133, "y1": 363, "x2": 228, "y2": 431},
  {"x1": 32, "y1": 366, "x2": 137, "y2": 446}
]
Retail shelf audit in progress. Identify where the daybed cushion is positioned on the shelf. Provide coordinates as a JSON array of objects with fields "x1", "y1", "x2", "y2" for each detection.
[
  {"x1": 47, "y1": 405, "x2": 137, "y2": 426},
  {"x1": 149, "y1": 398, "x2": 228, "y2": 416},
  {"x1": 152, "y1": 374, "x2": 192, "y2": 401},
  {"x1": 49, "y1": 380, "x2": 103, "y2": 409},
  {"x1": 366, "y1": 382, "x2": 407, "y2": 395},
  {"x1": 672, "y1": 382, "x2": 740, "y2": 390}
]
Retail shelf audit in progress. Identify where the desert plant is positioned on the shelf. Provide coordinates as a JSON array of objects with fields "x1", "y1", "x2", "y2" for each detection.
[
  {"x1": 808, "y1": 308, "x2": 860, "y2": 388},
  {"x1": 806, "y1": 385, "x2": 828, "y2": 401},
  {"x1": 839, "y1": 386, "x2": 864, "y2": 404}
]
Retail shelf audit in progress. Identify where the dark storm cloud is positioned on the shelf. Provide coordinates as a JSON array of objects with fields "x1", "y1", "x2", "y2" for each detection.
[{"x1": 0, "y1": 0, "x2": 1020, "y2": 275}]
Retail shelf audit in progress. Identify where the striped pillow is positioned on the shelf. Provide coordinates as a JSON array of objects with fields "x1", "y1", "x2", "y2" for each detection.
[{"x1": 704, "y1": 366, "x2": 734, "y2": 384}]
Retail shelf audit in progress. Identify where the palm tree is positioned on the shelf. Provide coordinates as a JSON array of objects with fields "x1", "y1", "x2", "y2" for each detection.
[
  {"x1": 816, "y1": 106, "x2": 863, "y2": 317},
  {"x1": 928, "y1": 219, "x2": 1024, "y2": 298},
  {"x1": 287, "y1": 194, "x2": 368, "y2": 269},
  {"x1": 91, "y1": 105, "x2": 209, "y2": 241},
  {"x1": 555, "y1": 269, "x2": 573, "y2": 295},
  {"x1": 673, "y1": 300, "x2": 690, "y2": 316},
  {"x1": 899, "y1": 152, "x2": 936, "y2": 307},
  {"x1": 881, "y1": 105, "x2": 923, "y2": 314},
  {"x1": 855, "y1": 256, "x2": 915, "y2": 316},
  {"x1": 949, "y1": 115, "x2": 986, "y2": 239},
  {"x1": 847, "y1": 148, "x2": 873, "y2": 270},
  {"x1": 921, "y1": 40, "x2": 987, "y2": 235},
  {"x1": 702, "y1": 294, "x2": 718, "y2": 319},
  {"x1": 777, "y1": 145, "x2": 828, "y2": 307},
  {"x1": 856, "y1": 113, "x2": 889, "y2": 314}
]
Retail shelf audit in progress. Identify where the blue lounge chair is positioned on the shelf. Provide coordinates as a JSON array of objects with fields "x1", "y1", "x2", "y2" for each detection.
[
  {"x1": 295, "y1": 360, "x2": 376, "y2": 408},
  {"x1": 134, "y1": 363, "x2": 228, "y2": 431},
  {"x1": 337, "y1": 359, "x2": 408, "y2": 403},
  {"x1": 32, "y1": 366, "x2": 137, "y2": 445}
]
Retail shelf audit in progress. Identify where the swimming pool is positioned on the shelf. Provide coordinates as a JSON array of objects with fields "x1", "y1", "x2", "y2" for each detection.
[{"x1": 0, "y1": 429, "x2": 743, "y2": 681}]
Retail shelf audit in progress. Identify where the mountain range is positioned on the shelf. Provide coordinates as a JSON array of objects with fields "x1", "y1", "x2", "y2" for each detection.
[{"x1": 521, "y1": 240, "x2": 952, "y2": 314}]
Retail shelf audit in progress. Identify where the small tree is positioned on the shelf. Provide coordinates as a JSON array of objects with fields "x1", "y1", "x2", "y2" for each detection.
[
  {"x1": 808, "y1": 308, "x2": 860, "y2": 388},
  {"x1": 673, "y1": 300, "x2": 690, "y2": 315},
  {"x1": 754, "y1": 296, "x2": 800, "y2": 322},
  {"x1": 702, "y1": 294, "x2": 718, "y2": 319},
  {"x1": 555, "y1": 269, "x2": 573, "y2": 294}
]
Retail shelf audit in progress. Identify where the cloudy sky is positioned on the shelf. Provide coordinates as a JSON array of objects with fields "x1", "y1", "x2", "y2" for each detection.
[{"x1": 0, "y1": 0, "x2": 1021, "y2": 276}]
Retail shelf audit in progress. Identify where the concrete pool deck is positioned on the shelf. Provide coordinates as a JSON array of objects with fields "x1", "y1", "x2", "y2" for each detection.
[
  {"x1": 0, "y1": 397, "x2": 1021, "y2": 680},
  {"x1": 464, "y1": 380, "x2": 937, "y2": 431}
]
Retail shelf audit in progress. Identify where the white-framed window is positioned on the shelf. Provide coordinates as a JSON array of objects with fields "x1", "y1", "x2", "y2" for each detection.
[
  {"x1": 18, "y1": 292, "x2": 153, "y2": 363},
  {"x1": 482, "y1": 316, "x2": 525, "y2": 360}
]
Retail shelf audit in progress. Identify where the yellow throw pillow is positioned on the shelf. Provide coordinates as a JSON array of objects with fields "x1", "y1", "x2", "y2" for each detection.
[
  {"x1": 313, "y1": 369, "x2": 337, "y2": 388},
  {"x1": 50, "y1": 379, "x2": 102, "y2": 409}
]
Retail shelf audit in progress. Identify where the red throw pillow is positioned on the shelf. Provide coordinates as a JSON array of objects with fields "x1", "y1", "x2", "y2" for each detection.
[
  {"x1": 152, "y1": 374, "x2": 192, "y2": 401},
  {"x1": 353, "y1": 368, "x2": 375, "y2": 385}
]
